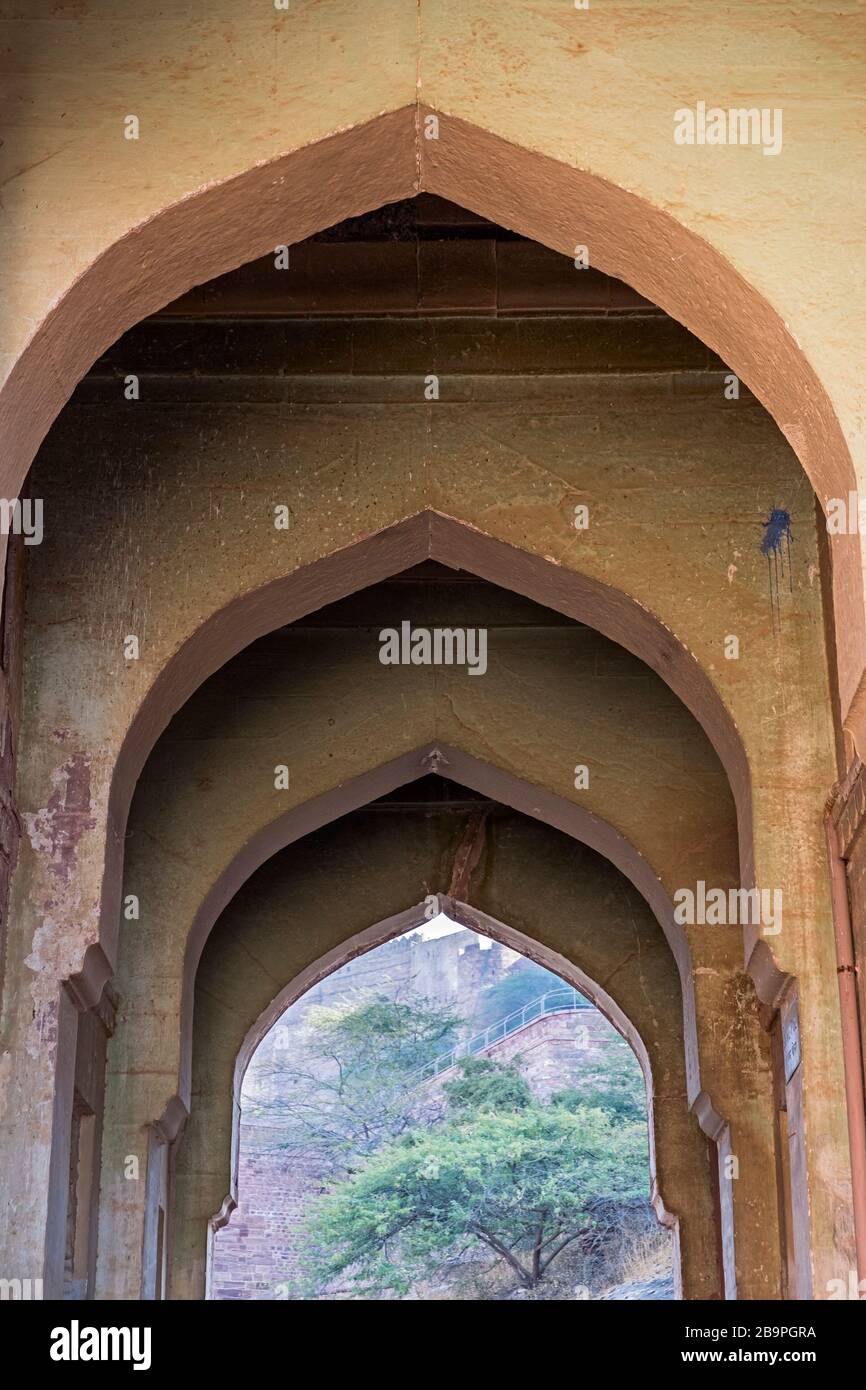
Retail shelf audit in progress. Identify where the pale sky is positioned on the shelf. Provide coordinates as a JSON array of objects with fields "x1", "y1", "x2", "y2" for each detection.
[{"x1": 405, "y1": 912, "x2": 497, "y2": 951}]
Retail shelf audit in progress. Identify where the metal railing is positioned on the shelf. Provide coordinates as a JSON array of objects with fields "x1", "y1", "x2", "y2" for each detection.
[{"x1": 410, "y1": 987, "x2": 591, "y2": 1086}]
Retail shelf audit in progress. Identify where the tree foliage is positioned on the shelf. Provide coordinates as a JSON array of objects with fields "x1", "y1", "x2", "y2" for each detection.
[
  {"x1": 550, "y1": 1046, "x2": 646, "y2": 1125},
  {"x1": 250, "y1": 994, "x2": 459, "y2": 1177},
  {"x1": 442, "y1": 1056, "x2": 532, "y2": 1115},
  {"x1": 303, "y1": 1095, "x2": 649, "y2": 1295}
]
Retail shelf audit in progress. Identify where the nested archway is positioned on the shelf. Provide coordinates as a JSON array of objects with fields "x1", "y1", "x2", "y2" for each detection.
[
  {"x1": 16, "y1": 406, "x2": 835, "y2": 1088},
  {"x1": 1, "y1": 8, "x2": 863, "y2": 1307},
  {"x1": 1, "y1": 196, "x2": 852, "y2": 1305},
  {"x1": 93, "y1": 568, "x2": 780, "y2": 1298},
  {"x1": 13, "y1": 519, "x2": 839, "y2": 1301},
  {"x1": 15, "y1": 330, "x2": 833, "y2": 1063},
  {"x1": 169, "y1": 801, "x2": 720, "y2": 1301}
]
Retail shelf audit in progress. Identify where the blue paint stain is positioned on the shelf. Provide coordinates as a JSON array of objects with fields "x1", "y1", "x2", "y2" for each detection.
[
  {"x1": 761, "y1": 508, "x2": 793, "y2": 556},
  {"x1": 760, "y1": 507, "x2": 793, "y2": 632}
]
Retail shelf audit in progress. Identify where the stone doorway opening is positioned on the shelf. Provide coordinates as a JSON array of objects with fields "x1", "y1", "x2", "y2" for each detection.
[{"x1": 210, "y1": 910, "x2": 674, "y2": 1302}]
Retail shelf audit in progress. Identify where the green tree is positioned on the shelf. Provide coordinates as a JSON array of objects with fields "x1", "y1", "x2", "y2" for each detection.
[
  {"x1": 251, "y1": 994, "x2": 459, "y2": 1177},
  {"x1": 442, "y1": 1056, "x2": 532, "y2": 1114},
  {"x1": 303, "y1": 1102, "x2": 648, "y2": 1296},
  {"x1": 551, "y1": 1045, "x2": 646, "y2": 1125}
]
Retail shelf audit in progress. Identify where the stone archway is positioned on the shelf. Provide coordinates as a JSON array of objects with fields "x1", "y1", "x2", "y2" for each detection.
[
  {"x1": 6, "y1": 514, "x2": 840, "y2": 1300},
  {"x1": 93, "y1": 568, "x2": 777, "y2": 1300},
  {"x1": 2, "y1": 94, "x2": 861, "y2": 715},
  {"x1": 166, "y1": 805, "x2": 721, "y2": 1301},
  {"x1": 14, "y1": 517, "x2": 829, "y2": 1298},
  {"x1": 1, "y1": 2, "x2": 864, "y2": 1313},
  {"x1": 94, "y1": 512, "x2": 755, "y2": 965},
  {"x1": 100, "y1": 749, "x2": 752, "y2": 1300}
]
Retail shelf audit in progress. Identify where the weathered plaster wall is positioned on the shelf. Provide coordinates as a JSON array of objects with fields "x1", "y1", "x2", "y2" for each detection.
[{"x1": 0, "y1": 533, "x2": 26, "y2": 1011}]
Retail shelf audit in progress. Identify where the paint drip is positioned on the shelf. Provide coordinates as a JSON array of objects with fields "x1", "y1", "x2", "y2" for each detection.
[{"x1": 760, "y1": 507, "x2": 793, "y2": 632}]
